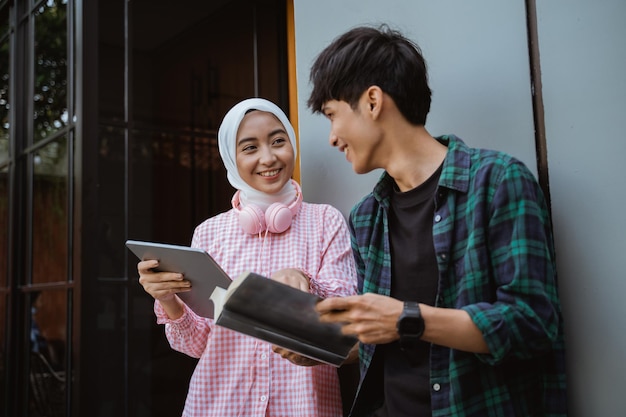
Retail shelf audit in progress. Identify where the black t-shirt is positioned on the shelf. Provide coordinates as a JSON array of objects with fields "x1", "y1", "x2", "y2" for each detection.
[{"x1": 375, "y1": 165, "x2": 442, "y2": 417}]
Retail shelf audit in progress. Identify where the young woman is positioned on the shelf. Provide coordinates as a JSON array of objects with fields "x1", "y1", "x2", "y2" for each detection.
[{"x1": 138, "y1": 98, "x2": 356, "y2": 417}]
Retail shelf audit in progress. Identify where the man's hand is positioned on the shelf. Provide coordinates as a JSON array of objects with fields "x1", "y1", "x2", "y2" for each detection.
[
  {"x1": 317, "y1": 294, "x2": 491, "y2": 354},
  {"x1": 316, "y1": 293, "x2": 403, "y2": 345}
]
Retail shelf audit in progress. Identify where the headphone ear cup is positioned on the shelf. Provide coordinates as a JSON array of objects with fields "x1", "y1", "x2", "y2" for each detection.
[
  {"x1": 238, "y1": 204, "x2": 266, "y2": 234},
  {"x1": 265, "y1": 203, "x2": 294, "y2": 234}
]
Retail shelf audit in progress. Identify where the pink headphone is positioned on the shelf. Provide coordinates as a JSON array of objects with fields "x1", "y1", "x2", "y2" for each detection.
[{"x1": 231, "y1": 182, "x2": 303, "y2": 234}]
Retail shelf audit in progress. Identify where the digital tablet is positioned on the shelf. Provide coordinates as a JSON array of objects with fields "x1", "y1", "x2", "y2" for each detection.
[{"x1": 126, "y1": 240, "x2": 233, "y2": 318}]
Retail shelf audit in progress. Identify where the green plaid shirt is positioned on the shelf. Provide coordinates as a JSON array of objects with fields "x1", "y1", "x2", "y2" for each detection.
[{"x1": 348, "y1": 135, "x2": 567, "y2": 417}]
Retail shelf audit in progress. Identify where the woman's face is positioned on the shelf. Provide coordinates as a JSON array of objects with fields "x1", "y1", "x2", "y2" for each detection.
[{"x1": 235, "y1": 110, "x2": 295, "y2": 194}]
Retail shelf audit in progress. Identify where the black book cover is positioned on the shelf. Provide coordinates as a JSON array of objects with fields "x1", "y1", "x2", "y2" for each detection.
[{"x1": 211, "y1": 271, "x2": 357, "y2": 366}]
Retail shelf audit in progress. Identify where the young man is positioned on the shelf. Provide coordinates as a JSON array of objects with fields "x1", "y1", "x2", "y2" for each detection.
[{"x1": 308, "y1": 26, "x2": 568, "y2": 417}]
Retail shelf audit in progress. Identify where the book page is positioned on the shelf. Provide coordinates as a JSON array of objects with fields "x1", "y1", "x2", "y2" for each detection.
[
  {"x1": 209, "y1": 286, "x2": 228, "y2": 318},
  {"x1": 210, "y1": 271, "x2": 255, "y2": 320}
]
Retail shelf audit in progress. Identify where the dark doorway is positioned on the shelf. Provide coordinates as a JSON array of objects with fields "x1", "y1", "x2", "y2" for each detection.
[{"x1": 86, "y1": 1, "x2": 289, "y2": 416}]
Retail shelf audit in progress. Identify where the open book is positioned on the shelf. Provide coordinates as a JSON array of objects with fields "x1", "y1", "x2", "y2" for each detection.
[{"x1": 210, "y1": 271, "x2": 358, "y2": 367}]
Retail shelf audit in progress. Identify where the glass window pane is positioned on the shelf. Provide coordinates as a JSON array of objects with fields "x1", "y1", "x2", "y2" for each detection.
[
  {"x1": 92, "y1": 283, "x2": 126, "y2": 416},
  {"x1": 0, "y1": 4, "x2": 8, "y2": 38},
  {"x1": 33, "y1": 0, "x2": 68, "y2": 143},
  {"x1": 97, "y1": 126, "x2": 125, "y2": 278},
  {"x1": 0, "y1": 169, "x2": 6, "y2": 286},
  {"x1": 29, "y1": 289, "x2": 67, "y2": 416},
  {"x1": 129, "y1": 128, "x2": 196, "y2": 245},
  {"x1": 0, "y1": 36, "x2": 8, "y2": 163},
  {"x1": 98, "y1": 0, "x2": 125, "y2": 122},
  {"x1": 0, "y1": 293, "x2": 6, "y2": 404},
  {"x1": 32, "y1": 138, "x2": 68, "y2": 284}
]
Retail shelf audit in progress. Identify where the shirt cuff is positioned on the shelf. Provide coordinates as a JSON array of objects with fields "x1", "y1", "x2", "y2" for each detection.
[{"x1": 154, "y1": 299, "x2": 195, "y2": 329}]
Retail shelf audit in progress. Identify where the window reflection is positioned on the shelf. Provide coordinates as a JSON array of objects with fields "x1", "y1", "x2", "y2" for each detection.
[
  {"x1": 29, "y1": 290, "x2": 67, "y2": 417},
  {"x1": 0, "y1": 35, "x2": 8, "y2": 163},
  {"x1": 0, "y1": 293, "x2": 5, "y2": 408},
  {"x1": 97, "y1": 126, "x2": 125, "y2": 278},
  {"x1": 98, "y1": 0, "x2": 125, "y2": 122},
  {"x1": 0, "y1": 170, "x2": 6, "y2": 285},
  {"x1": 0, "y1": 4, "x2": 9, "y2": 37},
  {"x1": 32, "y1": 139, "x2": 68, "y2": 285},
  {"x1": 30, "y1": 290, "x2": 66, "y2": 369},
  {"x1": 33, "y1": 0, "x2": 68, "y2": 143}
]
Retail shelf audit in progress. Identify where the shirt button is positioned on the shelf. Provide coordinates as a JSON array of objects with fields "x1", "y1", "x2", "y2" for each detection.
[
  {"x1": 433, "y1": 383, "x2": 441, "y2": 391},
  {"x1": 260, "y1": 395, "x2": 267, "y2": 401},
  {"x1": 261, "y1": 353, "x2": 267, "y2": 359},
  {"x1": 434, "y1": 214, "x2": 442, "y2": 222},
  {"x1": 440, "y1": 253, "x2": 447, "y2": 260}
]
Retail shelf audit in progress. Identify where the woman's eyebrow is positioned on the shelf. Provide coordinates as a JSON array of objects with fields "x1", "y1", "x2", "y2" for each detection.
[
  {"x1": 267, "y1": 128, "x2": 288, "y2": 137},
  {"x1": 237, "y1": 128, "x2": 288, "y2": 146},
  {"x1": 236, "y1": 137, "x2": 257, "y2": 147}
]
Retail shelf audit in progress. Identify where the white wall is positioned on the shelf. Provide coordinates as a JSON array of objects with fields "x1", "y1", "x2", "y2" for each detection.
[
  {"x1": 294, "y1": 0, "x2": 536, "y2": 215},
  {"x1": 537, "y1": 1, "x2": 626, "y2": 415},
  {"x1": 294, "y1": 0, "x2": 626, "y2": 416}
]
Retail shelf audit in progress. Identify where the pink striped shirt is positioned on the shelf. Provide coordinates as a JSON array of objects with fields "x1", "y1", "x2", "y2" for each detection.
[{"x1": 154, "y1": 202, "x2": 357, "y2": 417}]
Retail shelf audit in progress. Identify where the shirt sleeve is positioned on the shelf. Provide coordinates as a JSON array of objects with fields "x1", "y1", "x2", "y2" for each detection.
[
  {"x1": 308, "y1": 205, "x2": 358, "y2": 299},
  {"x1": 462, "y1": 160, "x2": 562, "y2": 365},
  {"x1": 154, "y1": 299, "x2": 212, "y2": 359},
  {"x1": 348, "y1": 206, "x2": 368, "y2": 294}
]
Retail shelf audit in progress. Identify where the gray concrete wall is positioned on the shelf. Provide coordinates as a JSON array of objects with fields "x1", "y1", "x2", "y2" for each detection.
[
  {"x1": 537, "y1": 1, "x2": 626, "y2": 415},
  {"x1": 294, "y1": 0, "x2": 626, "y2": 415},
  {"x1": 294, "y1": 0, "x2": 536, "y2": 215}
]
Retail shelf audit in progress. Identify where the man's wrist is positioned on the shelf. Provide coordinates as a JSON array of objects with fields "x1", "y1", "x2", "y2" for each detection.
[{"x1": 396, "y1": 301, "x2": 425, "y2": 349}]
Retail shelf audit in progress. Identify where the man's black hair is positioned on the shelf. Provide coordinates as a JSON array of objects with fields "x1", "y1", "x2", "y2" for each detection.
[{"x1": 307, "y1": 24, "x2": 432, "y2": 125}]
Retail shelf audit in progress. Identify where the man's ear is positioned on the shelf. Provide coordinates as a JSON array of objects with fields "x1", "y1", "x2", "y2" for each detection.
[{"x1": 365, "y1": 86, "x2": 384, "y2": 120}]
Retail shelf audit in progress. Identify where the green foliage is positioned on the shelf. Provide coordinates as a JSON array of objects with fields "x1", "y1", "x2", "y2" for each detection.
[{"x1": 33, "y1": 0, "x2": 68, "y2": 143}]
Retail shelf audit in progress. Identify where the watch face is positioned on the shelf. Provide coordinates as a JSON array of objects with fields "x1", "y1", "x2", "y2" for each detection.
[
  {"x1": 400, "y1": 319, "x2": 423, "y2": 334},
  {"x1": 398, "y1": 303, "x2": 424, "y2": 339}
]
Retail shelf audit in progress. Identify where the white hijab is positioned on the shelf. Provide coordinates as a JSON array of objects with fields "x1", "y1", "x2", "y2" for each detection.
[{"x1": 217, "y1": 98, "x2": 298, "y2": 211}]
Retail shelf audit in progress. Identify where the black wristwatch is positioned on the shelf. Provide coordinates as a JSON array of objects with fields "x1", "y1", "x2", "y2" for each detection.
[{"x1": 396, "y1": 301, "x2": 425, "y2": 350}]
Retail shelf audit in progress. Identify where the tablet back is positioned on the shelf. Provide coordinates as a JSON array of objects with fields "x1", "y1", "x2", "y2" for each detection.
[{"x1": 126, "y1": 240, "x2": 233, "y2": 318}]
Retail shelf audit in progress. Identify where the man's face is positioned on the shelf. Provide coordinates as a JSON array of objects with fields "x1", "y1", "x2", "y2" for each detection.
[
  {"x1": 322, "y1": 97, "x2": 380, "y2": 174},
  {"x1": 235, "y1": 110, "x2": 295, "y2": 194}
]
